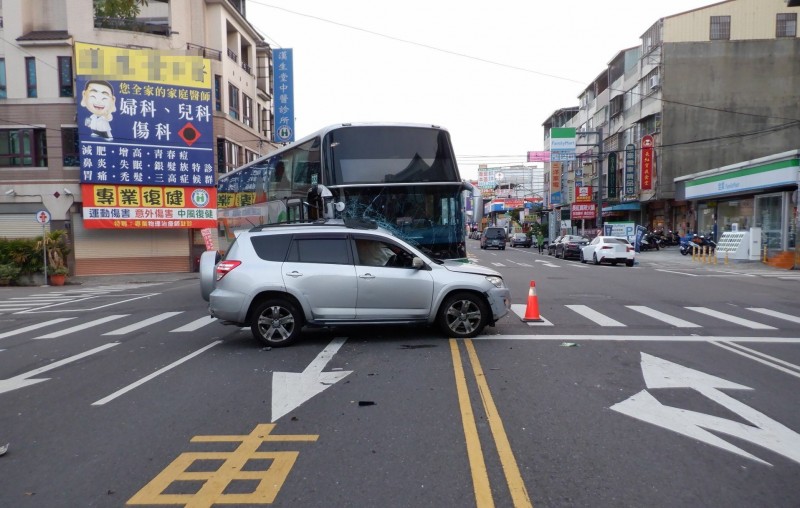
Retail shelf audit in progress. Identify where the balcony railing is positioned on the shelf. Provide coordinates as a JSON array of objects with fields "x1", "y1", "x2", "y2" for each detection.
[
  {"x1": 186, "y1": 43, "x2": 222, "y2": 61},
  {"x1": 227, "y1": 48, "x2": 238, "y2": 63},
  {"x1": 94, "y1": 17, "x2": 170, "y2": 37}
]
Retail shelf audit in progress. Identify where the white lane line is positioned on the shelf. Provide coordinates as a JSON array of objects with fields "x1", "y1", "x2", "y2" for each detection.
[
  {"x1": 92, "y1": 340, "x2": 223, "y2": 406},
  {"x1": 654, "y1": 269, "x2": 699, "y2": 276},
  {"x1": 103, "y1": 312, "x2": 183, "y2": 335},
  {"x1": 686, "y1": 307, "x2": 776, "y2": 330},
  {"x1": 566, "y1": 305, "x2": 626, "y2": 327},
  {"x1": 626, "y1": 305, "x2": 701, "y2": 328},
  {"x1": 0, "y1": 318, "x2": 77, "y2": 340},
  {"x1": 719, "y1": 341, "x2": 800, "y2": 373},
  {"x1": 34, "y1": 315, "x2": 129, "y2": 339},
  {"x1": 711, "y1": 342, "x2": 800, "y2": 379},
  {"x1": 170, "y1": 316, "x2": 217, "y2": 332},
  {"x1": 747, "y1": 308, "x2": 800, "y2": 325}
]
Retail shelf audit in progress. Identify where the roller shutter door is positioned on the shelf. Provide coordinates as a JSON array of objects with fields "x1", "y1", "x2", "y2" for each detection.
[{"x1": 72, "y1": 216, "x2": 190, "y2": 275}]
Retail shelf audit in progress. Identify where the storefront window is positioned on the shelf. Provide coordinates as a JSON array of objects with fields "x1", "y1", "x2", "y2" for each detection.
[
  {"x1": 755, "y1": 193, "x2": 784, "y2": 252},
  {"x1": 718, "y1": 198, "x2": 754, "y2": 233}
]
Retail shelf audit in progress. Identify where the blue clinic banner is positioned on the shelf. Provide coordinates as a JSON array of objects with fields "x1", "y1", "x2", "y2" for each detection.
[
  {"x1": 273, "y1": 48, "x2": 295, "y2": 143},
  {"x1": 634, "y1": 224, "x2": 647, "y2": 253},
  {"x1": 75, "y1": 45, "x2": 215, "y2": 187}
]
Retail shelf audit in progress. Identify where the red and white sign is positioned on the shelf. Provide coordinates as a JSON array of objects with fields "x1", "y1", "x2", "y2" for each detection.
[
  {"x1": 575, "y1": 185, "x2": 593, "y2": 203},
  {"x1": 200, "y1": 228, "x2": 215, "y2": 250},
  {"x1": 35, "y1": 210, "x2": 51, "y2": 224},
  {"x1": 571, "y1": 203, "x2": 596, "y2": 219},
  {"x1": 641, "y1": 135, "x2": 654, "y2": 190}
]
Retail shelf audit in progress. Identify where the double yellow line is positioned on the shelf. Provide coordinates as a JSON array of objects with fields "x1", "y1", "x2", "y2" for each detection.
[{"x1": 450, "y1": 339, "x2": 533, "y2": 508}]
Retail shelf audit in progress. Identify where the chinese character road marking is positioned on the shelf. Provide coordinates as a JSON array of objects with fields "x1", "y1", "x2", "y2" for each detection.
[{"x1": 128, "y1": 424, "x2": 318, "y2": 506}]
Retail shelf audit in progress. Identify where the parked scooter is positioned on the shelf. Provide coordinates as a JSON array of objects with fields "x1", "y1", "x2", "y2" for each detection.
[
  {"x1": 680, "y1": 233, "x2": 716, "y2": 256},
  {"x1": 640, "y1": 230, "x2": 661, "y2": 251}
]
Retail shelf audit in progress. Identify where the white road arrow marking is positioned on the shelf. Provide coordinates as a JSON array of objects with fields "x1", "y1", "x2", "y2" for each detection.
[
  {"x1": 271, "y1": 337, "x2": 352, "y2": 422},
  {"x1": 0, "y1": 343, "x2": 118, "y2": 395},
  {"x1": 611, "y1": 353, "x2": 800, "y2": 466}
]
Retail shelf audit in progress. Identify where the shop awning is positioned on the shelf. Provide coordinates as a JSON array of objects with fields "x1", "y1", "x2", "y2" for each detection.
[{"x1": 602, "y1": 202, "x2": 640, "y2": 212}]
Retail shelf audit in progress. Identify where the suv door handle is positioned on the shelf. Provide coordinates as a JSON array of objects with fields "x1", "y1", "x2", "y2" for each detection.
[
  {"x1": 359, "y1": 273, "x2": 375, "y2": 279},
  {"x1": 286, "y1": 271, "x2": 303, "y2": 278}
]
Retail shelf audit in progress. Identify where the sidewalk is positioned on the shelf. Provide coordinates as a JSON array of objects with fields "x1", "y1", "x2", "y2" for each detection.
[
  {"x1": 67, "y1": 271, "x2": 200, "y2": 286},
  {"x1": 633, "y1": 246, "x2": 791, "y2": 272}
]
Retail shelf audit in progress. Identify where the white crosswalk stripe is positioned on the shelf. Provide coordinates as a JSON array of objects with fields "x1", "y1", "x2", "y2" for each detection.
[
  {"x1": 626, "y1": 305, "x2": 701, "y2": 328},
  {"x1": 103, "y1": 312, "x2": 184, "y2": 336},
  {"x1": 566, "y1": 305, "x2": 626, "y2": 327},
  {"x1": 747, "y1": 308, "x2": 800, "y2": 324},
  {"x1": 0, "y1": 284, "x2": 165, "y2": 314},
  {"x1": 686, "y1": 307, "x2": 776, "y2": 330}
]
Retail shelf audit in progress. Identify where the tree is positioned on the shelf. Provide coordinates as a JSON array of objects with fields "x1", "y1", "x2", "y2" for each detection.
[{"x1": 94, "y1": 0, "x2": 149, "y2": 22}]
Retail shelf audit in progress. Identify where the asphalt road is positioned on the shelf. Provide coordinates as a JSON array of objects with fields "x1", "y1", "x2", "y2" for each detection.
[{"x1": 0, "y1": 243, "x2": 798, "y2": 507}]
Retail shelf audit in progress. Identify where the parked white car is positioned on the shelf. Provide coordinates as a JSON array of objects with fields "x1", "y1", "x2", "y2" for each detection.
[{"x1": 580, "y1": 236, "x2": 636, "y2": 266}]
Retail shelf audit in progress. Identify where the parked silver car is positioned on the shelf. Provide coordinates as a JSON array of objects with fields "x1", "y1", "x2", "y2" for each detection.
[{"x1": 200, "y1": 220, "x2": 511, "y2": 347}]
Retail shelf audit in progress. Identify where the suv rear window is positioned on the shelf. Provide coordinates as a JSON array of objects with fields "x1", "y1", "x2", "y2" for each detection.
[
  {"x1": 250, "y1": 234, "x2": 292, "y2": 261},
  {"x1": 485, "y1": 228, "x2": 506, "y2": 239}
]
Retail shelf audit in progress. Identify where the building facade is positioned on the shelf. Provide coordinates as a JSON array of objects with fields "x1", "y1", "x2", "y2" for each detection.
[
  {"x1": 542, "y1": 0, "x2": 800, "y2": 258},
  {"x1": 0, "y1": 0, "x2": 279, "y2": 275}
]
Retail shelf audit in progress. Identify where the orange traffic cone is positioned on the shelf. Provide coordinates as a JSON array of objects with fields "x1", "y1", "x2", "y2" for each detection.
[{"x1": 522, "y1": 280, "x2": 543, "y2": 322}]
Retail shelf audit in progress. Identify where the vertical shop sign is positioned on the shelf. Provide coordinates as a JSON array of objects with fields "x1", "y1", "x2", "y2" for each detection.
[
  {"x1": 641, "y1": 135, "x2": 654, "y2": 190},
  {"x1": 624, "y1": 144, "x2": 636, "y2": 197},
  {"x1": 607, "y1": 152, "x2": 617, "y2": 198},
  {"x1": 273, "y1": 49, "x2": 295, "y2": 143}
]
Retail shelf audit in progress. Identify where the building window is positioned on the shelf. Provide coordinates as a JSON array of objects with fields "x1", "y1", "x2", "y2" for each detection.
[
  {"x1": 214, "y1": 75, "x2": 222, "y2": 111},
  {"x1": 0, "y1": 128, "x2": 48, "y2": 167},
  {"x1": 217, "y1": 138, "x2": 241, "y2": 173},
  {"x1": 25, "y1": 57, "x2": 37, "y2": 98},
  {"x1": 58, "y1": 56, "x2": 74, "y2": 97},
  {"x1": 0, "y1": 59, "x2": 6, "y2": 99},
  {"x1": 228, "y1": 84, "x2": 239, "y2": 120},
  {"x1": 243, "y1": 94, "x2": 253, "y2": 127},
  {"x1": 62, "y1": 128, "x2": 80, "y2": 166},
  {"x1": 710, "y1": 16, "x2": 731, "y2": 40},
  {"x1": 777, "y1": 13, "x2": 797, "y2": 38}
]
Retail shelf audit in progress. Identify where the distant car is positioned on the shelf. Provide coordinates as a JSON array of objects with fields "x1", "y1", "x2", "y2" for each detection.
[
  {"x1": 580, "y1": 236, "x2": 636, "y2": 266},
  {"x1": 554, "y1": 235, "x2": 589, "y2": 259},
  {"x1": 200, "y1": 219, "x2": 512, "y2": 347},
  {"x1": 547, "y1": 235, "x2": 564, "y2": 256},
  {"x1": 510, "y1": 232, "x2": 532, "y2": 248},
  {"x1": 480, "y1": 227, "x2": 507, "y2": 250}
]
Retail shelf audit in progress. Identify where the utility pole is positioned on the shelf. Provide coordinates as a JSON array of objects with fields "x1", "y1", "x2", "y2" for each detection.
[{"x1": 576, "y1": 126, "x2": 604, "y2": 234}]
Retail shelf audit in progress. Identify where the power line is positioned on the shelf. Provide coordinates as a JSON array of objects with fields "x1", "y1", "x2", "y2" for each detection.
[{"x1": 248, "y1": 1, "x2": 800, "y2": 123}]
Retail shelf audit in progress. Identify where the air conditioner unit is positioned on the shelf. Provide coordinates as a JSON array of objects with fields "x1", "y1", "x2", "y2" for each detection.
[{"x1": 649, "y1": 75, "x2": 660, "y2": 89}]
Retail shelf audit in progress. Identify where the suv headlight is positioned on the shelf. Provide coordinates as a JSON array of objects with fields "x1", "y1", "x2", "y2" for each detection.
[{"x1": 485, "y1": 276, "x2": 505, "y2": 288}]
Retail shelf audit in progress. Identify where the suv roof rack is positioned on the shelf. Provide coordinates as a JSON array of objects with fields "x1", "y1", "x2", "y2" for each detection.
[{"x1": 248, "y1": 217, "x2": 378, "y2": 233}]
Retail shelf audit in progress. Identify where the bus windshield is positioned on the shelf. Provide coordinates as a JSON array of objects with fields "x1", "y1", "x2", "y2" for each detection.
[{"x1": 325, "y1": 126, "x2": 459, "y2": 184}]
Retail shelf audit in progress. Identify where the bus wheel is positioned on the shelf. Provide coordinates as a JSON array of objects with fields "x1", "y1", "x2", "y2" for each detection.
[
  {"x1": 438, "y1": 292, "x2": 488, "y2": 338},
  {"x1": 251, "y1": 298, "x2": 302, "y2": 347}
]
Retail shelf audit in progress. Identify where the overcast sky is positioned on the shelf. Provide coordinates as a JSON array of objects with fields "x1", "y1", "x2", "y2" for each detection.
[{"x1": 246, "y1": 0, "x2": 713, "y2": 180}]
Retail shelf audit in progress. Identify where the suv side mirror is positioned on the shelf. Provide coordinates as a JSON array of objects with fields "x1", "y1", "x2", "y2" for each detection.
[{"x1": 412, "y1": 257, "x2": 425, "y2": 269}]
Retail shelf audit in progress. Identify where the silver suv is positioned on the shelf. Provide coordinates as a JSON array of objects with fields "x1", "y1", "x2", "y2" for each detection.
[{"x1": 200, "y1": 219, "x2": 511, "y2": 347}]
